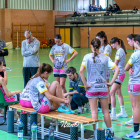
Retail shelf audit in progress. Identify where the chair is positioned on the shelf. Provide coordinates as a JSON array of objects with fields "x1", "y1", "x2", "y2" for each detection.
[{"x1": 0, "y1": 90, "x2": 19, "y2": 125}]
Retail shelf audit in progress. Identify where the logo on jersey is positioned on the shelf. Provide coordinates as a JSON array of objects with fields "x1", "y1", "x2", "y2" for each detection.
[{"x1": 40, "y1": 84, "x2": 45, "y2": 89}]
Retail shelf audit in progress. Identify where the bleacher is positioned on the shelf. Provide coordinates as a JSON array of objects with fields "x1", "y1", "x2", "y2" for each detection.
[{"x1": 55, "y1": 10, "x2": 140, "y2": 26}]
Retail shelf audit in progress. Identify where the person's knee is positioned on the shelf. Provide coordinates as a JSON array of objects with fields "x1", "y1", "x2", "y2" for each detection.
[
  {"x1": 52, "y1": 81, "x2": 59, "y2": 86},
  {"x1": 60, "y1": 84, "x2": 65, "y2": 89}
]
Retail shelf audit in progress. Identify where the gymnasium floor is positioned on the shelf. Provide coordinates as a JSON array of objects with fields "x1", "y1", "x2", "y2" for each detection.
[{"x1": 0, "y1": 48, "x2": 136, "y2": 140}]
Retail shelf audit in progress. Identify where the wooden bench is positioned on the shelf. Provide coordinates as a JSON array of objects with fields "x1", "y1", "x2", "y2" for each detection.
[{"x1": 9, "y1": 104, "x2": 99, "y2": 140}]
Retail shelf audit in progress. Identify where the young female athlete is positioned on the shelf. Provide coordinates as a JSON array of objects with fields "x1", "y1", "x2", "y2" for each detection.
[
  {"x1": 29, "y1": 63, "x2": 70, "y2": 114},
  {"x1": 80, "y1": 38, "x2": 120, "y2": 139},
  {"x1": 49, "y1": 34, "x2": 78, "y2": 93},
  {"x1": 96, "y1": 31, "x2": 112, "y2": 111},
  {"x1": 125, "y1": 35, "x2": 140, "y2": 138},
  {"x1": 0, "y1": 60, "x2": 21, "y2": 119},
  {"x1": 110, "y1": 37, "x2": 127, "y2": 120},
  {"x1": 125, "y1": 34, "x2": 138, "y2": 125}
]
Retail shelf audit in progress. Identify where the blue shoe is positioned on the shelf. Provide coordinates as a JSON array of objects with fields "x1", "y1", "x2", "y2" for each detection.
[
  {"x1": 105, "y1": 129, "x2": 114, "y2": 140},
  {"x1": 57, "y1": 105, "x2": 74, "y2": 114}
]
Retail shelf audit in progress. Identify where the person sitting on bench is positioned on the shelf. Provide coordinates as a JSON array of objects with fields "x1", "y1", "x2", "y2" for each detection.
[
  {"x1": 0, "y1": 60, "x2": 21, "y2": 119},
  {"x1": 29, "y1": 63, "x2": 71, "y2": 114},
  {"x1": 0, "y1": 60, "x2": 21, "y2": 102},
  {"x1": 64, "y1": 67, "x2": 89, "y2": 114}
]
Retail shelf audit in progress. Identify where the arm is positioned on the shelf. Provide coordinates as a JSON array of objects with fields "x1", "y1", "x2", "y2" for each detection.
[
  {"x1": 125, "y1": 63, "x2": 132, "y2": 71},
  {"x1": 107, "y1": 66, "x2": 120, "y2": 86},
  {"x1": 21, "y1": 41, "x2": 32, "y2": 57},
  {"x1": 80, "y1": 66, "x2": 92, "y2": 91},
  {"x1": 114, "y1": 59, "x2": 119, "y2": 65},
  {"x1": 64, "y1": 90, "x2": 79, "y2": 97},
  {"x1": 49, "y1": 54, "x2": 55, "y2": 63},
  {"x1": 27, "y1": 41, "x2": 40, "y2": 55},
  {"x1": 44, "y1": 90, "x2": 68, "y2": 103},
  {"x1": 66, "y1": 50, "x2": 78, "y2": 63}
]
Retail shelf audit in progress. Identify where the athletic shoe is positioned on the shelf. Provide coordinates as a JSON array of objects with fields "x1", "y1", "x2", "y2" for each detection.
[
  {"x1": 116, "y1": 111, "x2": 127, "y2": 118},
  {"x1": 125, "y1": 118, "x2": 133, "y2": 125},
  {"x1": 105, "y1": 129, "x2": 114, "y2": 140},
  {"x1": 57, "y1": 105, "x2": 74, "y2": 114},
  {"x1": 84, "y1": 103, "x2": 90, "y2": 112},
  {"x1": 126, "y1": 131, "x2": 140, "y2": 138},
  {"x1": 110, "y1": 114, "x2": 117, "y2": 121},
  {"x1": 78, "y1": 106, "x2": 84, "y2": 114}
]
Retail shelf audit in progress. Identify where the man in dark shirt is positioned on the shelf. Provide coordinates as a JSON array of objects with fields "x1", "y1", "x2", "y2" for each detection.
[
  {"x1": 0, "y1": 39, "x2": 8, "y2": 77},
  {"x1": 64, "y1": 67, "x2": 89, "y2": 114}
]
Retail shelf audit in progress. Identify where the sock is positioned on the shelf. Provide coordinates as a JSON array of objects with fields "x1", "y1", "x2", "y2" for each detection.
[
  {"x1": 111, "y1": 107, "x2": 116, "y2": 115},
  {"x1": 109, "y1": 103, "x2": 111, "y2": 110},
  {"x1": 120, "y1": 106, "x2": 125, "y2": 113},
  {"x1": 134, "y1": 123, "x2": 139, "y2": 132},
  {"x1": 98, "y1": 101, "x2": 101, "y2": 108},
  {"x1": 60, "y1": 103, "x2": 65, "y2": 107},
  {"x1": 107, "y1": 127, "x2": 113, "y2": 132}
]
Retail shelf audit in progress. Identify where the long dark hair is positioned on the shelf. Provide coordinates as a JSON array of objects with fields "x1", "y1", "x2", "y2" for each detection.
[
  {"x1": 134, "y1": 35, "x2": 140, "y2": 43},
  {"x1": 110, "y1": 37, "x2": 127, "y2": 54},
  {"x1": 33, "y1": 63, "x2": 53, "y2": 79},
  {"x1": 91, "y1": 38, "x2": 101, "y2": 63},
  {"x1": 96, "y1": 31, "x2": 108, "y2": 46},
  {"x1": 127, "y1": 34, "x2": 137, "y2": 40},
  {"x1": 54, "y1": 34, "x2": 62, "y2": 40}
]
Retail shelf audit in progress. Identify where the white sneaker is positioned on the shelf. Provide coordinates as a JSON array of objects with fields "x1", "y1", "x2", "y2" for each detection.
[
  {"x1": 84, "y1": 103, "x2": 90, "y2": 112},
  {"x1": 126, "y1": 131, "x2": 140, "y2": 138},
  {"x1": 110, "y1": 114, "x2": 117, "y2": 121},
  {"x1": 78, "y1": 106, "x2": 84, "y2": 114},
  {"x1": 116, "y1": 111, "x2": 127, "y2": 118},
  {"x1": 125, "y1": 118, "x2": 133, "y2": 125}
]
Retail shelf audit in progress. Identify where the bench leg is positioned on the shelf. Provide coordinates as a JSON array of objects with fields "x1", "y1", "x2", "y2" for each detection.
[
  {"x1": 96, "y1": 122, "x2": 98, "y2": 129},
  {"x1": 41, "y1": 115, "x2": 44, "y2": 139},
  {"x1": 81, "y1": 124, "x2": 84, "y2": 140},
  {"x1": 9, "y1": 107, "x2": 12, "y2": 111},
  {"x1": 55, "y1": 119, "x2": 59, "y2": 134}
]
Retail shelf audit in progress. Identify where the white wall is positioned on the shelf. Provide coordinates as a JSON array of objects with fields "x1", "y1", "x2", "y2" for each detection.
[
  {"x1": 7, "y1": 0, "x2": 53, "y2": 10},
  {"x1": 108, "y1": 0, "x2": 113, "y2": 6},
  {"x1": 55, "y1": 0, "x2": 78, "y2": 11}
]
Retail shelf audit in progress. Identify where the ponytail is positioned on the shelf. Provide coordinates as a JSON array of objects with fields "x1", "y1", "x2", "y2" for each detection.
[
  {"x1": 91, "y1": 38, "x2": 101, "y2": 63},
  {"x1": 120, "y1": 39, "x2": 127, "y2": 54},
  {"x1": 110, "y1": 37, "x2": 127, "y2": 54},
  {"x1": 32, "y1": 63, "x2": 53, "y2": 79}
]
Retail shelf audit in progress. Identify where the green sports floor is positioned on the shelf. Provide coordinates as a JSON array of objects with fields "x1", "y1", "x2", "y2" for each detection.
[{"x1": 0, "y1": 48, "x2": 137, "y2": 140}]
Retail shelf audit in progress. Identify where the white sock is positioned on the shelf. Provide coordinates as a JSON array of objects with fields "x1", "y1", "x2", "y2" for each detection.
[
  {"x1": 120, "y1": 106, "x2": 125, "y2": 113},
  {"x1": 107, "y1": 127, "x2": 113, "y2": 132},
  {"x1": 60, "y1": 103, "x2": 65, "y2": 106},
  {"x1": 111, "y1": 107, "x2": 116, "y2": 115}
]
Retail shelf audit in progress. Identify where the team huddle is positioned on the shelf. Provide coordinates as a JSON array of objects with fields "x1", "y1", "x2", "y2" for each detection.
[{"x1": 0, "y1": 31, "x2": 140, "y2": 139}]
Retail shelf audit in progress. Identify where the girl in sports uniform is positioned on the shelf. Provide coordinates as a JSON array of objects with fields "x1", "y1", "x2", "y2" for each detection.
[
  {"x1": 96, "y1": 31, "x2": 112, "y2": 111},
  {"x1": 110, "y1": 37, "x2": 127, "y2": 120},
  {"x1": 125, "y1": 34, "x2": 138, "y2": 125},
  {"x1": 125, "y1": 35, "x2": 140, "y2": 138},
  {"x1": 29, "y1": 63, "x2": 69, "y2": 114},
  {"x1": 80, "y1": 38, "x2": 120, "y2": 139},
  {"x1": 49, "y1": 34, "x2": 78, "y2": 93}
]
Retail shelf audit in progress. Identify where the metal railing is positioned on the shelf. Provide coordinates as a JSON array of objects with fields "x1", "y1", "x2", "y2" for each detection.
[{"x1": 55, "y1": 12, "x2": 140, "y2": 25}]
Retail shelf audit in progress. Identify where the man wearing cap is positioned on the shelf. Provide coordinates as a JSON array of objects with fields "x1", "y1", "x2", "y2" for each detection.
[{"x1": 21, "y1": 30, "x2": 40, "y2": 87}]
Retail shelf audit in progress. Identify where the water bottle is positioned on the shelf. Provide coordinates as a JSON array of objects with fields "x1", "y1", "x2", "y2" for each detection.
[
  {"x1": 49, "y1": 122, "x2": 54, "y2": 140},
  {"x1": 17, "y1": 120, "x2": 24, "y2": 140},
  {"x1": 6, "y1": 67, "x2": 12, "y2": 71},
  {"x1": 31, "y1": 122, "x2": 37, "y2": 140}
]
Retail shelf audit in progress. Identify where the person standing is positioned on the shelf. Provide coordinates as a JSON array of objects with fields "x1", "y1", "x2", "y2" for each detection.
[
  {"x1": 49, "y1": 34, "x2": 78, "y2": 94},
  {"x1": 0, "y1": 39, "x2": 8, "y2": 77},
  {"x1": 21, "y1": 30, "x2": 40, "y2": 87}
]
